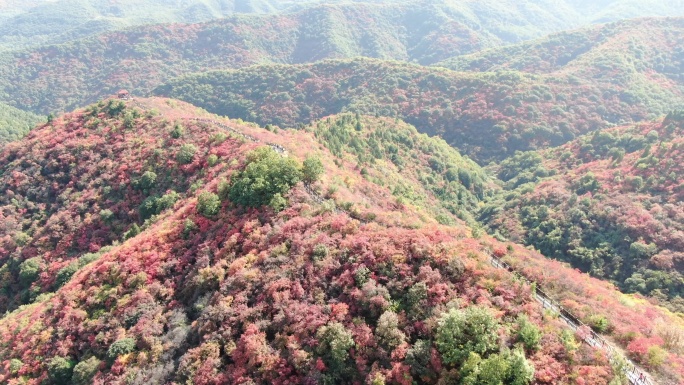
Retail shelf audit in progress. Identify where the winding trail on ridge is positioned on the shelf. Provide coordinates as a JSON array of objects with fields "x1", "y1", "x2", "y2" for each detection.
[{"x1": 490, "y1": 256, "x2": 655, "y2": 385}]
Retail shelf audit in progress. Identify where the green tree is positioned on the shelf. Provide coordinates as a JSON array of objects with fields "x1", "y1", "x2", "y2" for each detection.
[
  {"x1": 19, "y1": 257, "x2": 44, "y2": 285},
  {"x1": 477, "y1": 352, "x2": 509, "y2": 385},
  {"x1": 176, "y1": 143, "x2": 197, "y2": 164},
  {"x1": 196, "y1": 191, "x2": 221, "y2": 217},
  {"x1": 458, "y1": 349, "x2": 534, "y2": 385},
  {"x1": 124, "y1": 223, "x2": 141, "y2": 240},
  {"x1": 375, "y1": 311, "x2": 406, "y2": 349},
  {"x1": 302, "y1": 155, "x2": 324, "y2": 184},
  {"x1": 139, "y1": 171, "x2": 157, "y2": 190},
  {"x1": 55, "y1": 262, "x2": 79, "y2": 288},
  {"x1": 574, "y1": 172, "x2": 600, "y2": 195},
  {"x1": 435, "y1": 306, "x2": 499, "y2": 366},
  {"x1": 316, "y1": 322, "x2": 354, "y2": 382},
  {"x1": 47, "y1": 356, "x2": 75, "y2": 385},
  {"x1": 9, "y1": 359, "x2": 22, "y2": 374},
  {"x1": 227, "y1": 147, "x2": 301, "y2": 210},
  {"x1": 405, "y1": 340, "x2": 433, "y2": 380},
  {"x1": 72, "y1": 357, "x2": 101, "y2": 385},
  {"x1": 506, "y1": 349, "x2": 535, "y2": 385},
  {"x1": 106, "y1": 338, "x2": 136, "y2": 362},
  {"x1": 207, "y1": 154, "x2": 219, "y2": 166},
  {"x1": 170, "y1": 123, "x2": 184, "y2": 138},
  {"x1": 516, "y1": 315, "x2": 541, "y2": 351},
  {"x1": 99, "y1": 209, "x2": 114, "y2": 223}
]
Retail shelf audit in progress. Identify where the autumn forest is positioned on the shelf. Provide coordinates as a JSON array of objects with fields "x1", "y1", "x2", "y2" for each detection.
[{"x1": 0, "y1": 1, "x2": 683, "y2": 385}]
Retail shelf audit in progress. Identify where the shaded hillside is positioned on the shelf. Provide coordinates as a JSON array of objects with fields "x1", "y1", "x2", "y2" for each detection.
[
  {"x1": 0, "y1": 97, "x2": 683, "y2": 384},
  {"x1": 0, "y1": 0, "x2": 300, "y2": 51},
  {"x1": 0, "y1": 102, "x2": 44, "y2": 143},
  {"x1": 0, "y1": 97, "x2": 613, "y2": 385},
  {"x1": 156, "y1": 57, "x2": 684, "y2": 162},
  {"x1": 481, "y1": 112, "x2": 684, "y2": 315}
]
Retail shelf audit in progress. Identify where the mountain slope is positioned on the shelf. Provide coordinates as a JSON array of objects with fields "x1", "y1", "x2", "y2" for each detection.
[
  {"x1": 0, "y1": 0, "x2": 302, "y2": 51},
  {"x1": 0, "y1": 97, "x2": 609, "y2": 384},
  {"x1": 156, "y1": 56, "x2": 684, "y2": 162},
  {"x1": 302, "y1": 113, "x2": 494, "y2": 225},
  {"x1": 3, "y1": 3, "x2": 684, "y2": 122},
  {"x1": 0, "y1": 97, "x2": 682, "y2": 384},
  {"x1": 438, "y1": 17, "x2": 684, "y2": 80},
  {"x1": 481, "y1": 112, "x2": 684, "y2": 315},
  {"x1": 3, "y1": 0, "x2": 684, "y2": 52},
  {"x1": 0, "y1": 102, "x2": 44, "y2": 143}
]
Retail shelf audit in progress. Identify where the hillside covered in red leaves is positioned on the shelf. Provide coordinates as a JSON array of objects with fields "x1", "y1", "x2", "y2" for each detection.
[{"x1": 1, "y1": 98, "x2": 683, "y2": 385}]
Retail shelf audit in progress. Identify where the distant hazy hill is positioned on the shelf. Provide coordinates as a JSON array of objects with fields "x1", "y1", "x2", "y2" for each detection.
[
  {"x1": 438, "y1": 17, "x2": 684, "y2": 80},
  {"x1": 0, "y1": 1, "x2": 513, "y2": 116},
  {"x1": 2, "y1": 0, "x2": 684, "y2": 52},
  {"x1": 0, "y1": 0, "x2": 297, "y2": 51},
  {"x1": 1, "y1": 3, "x2": 683, "y2": 122}
]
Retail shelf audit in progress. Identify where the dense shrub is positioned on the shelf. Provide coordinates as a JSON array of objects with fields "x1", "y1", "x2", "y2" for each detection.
[
  {"x1": 196, "y1": 192, "x2": 221, "y2": 217},
  {"x1": 436, "y1": 306, "x2": 499, "y2": 366},
  {"x1": 72, "y1": 357, "x2": 101, "y2": 385},
  {"x1": 47, "y1": 356, "x2": 75, "y2": 385},
  {"x1": 106, "y1": 338, "x2": 136, "y2": 362},
  {"x1": 227, "y1": 147, "x2": 301, "y2": 210}
]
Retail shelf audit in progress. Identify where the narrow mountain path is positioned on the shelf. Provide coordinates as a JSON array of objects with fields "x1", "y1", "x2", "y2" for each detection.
[{"x1": 490, "y1": 256, "x2": 655, "y2": 385}]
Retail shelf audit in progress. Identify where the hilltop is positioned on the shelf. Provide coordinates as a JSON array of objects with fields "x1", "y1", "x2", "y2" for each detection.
[
  {"x1": 0, "y1": 97, "x2": 682, "y2": 384},
  {"x1": 481, "y1": 112, "x2": 684, "y2": 315}
]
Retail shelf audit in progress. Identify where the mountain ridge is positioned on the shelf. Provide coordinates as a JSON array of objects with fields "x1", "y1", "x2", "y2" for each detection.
[{"x1": 0, "y1": 97, "x2": 682, "y2": 384}]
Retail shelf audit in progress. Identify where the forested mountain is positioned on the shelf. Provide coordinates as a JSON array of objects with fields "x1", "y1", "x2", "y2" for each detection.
[
  {"x1": 156, "y1": 53, "x2": 684, "y2": 162},
  {"x1": 0, "y1": 1, "x2": 513, "y2": 116},
  {"x1": 1, "y1": 3, "x2": 683, "y2": 123},
  {"x1": 0, "y1": 96, "x2": 669, "y2": 385},
  {"x1": 2, "y1": 0, "x2": 684, "y2": 52},
  {"x1": 438, "y1": 17, "x2": 684, "y2": 82},
  {"x1": 2, "y1": 2, "x2": 684, "y2": 385},
  {"x1": 0, "y1": 0, "x2": 301, "y2": 51},
  {"x1": 481, "y1": 112, "x2": 684, "y2": 314},
  {"x1": 0, "y1": 102, "x2": 44, "y2": 143}
]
